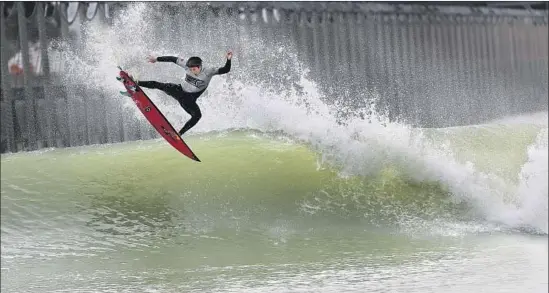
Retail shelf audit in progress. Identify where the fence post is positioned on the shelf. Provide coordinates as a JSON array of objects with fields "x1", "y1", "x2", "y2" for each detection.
[
  {"x1": 405, "y1": 14, "x2": 419, "y2": 125},
  {"x1": 36, "y1": 2, "x2": 55, "y2": 148},
  {"x1": 310, "y1": 11, "x2": 322, "y2": 83},
  {"x1": 440, "y1": 14, "x2": 455, "y2": 126},
  {"x1": 0, "y1": 3, "x2": 15, "y2": 152},
  {"x1": 507, "y1": 18, "x2": 519, "y2": 115},
  {"x1": 355, "y1": 12, "x2": 368, "y2": 92},
  {"x1": 297, "y1": 10, "x2": 309, "y2": 73},
  {"x1": 320, "y1": 11, "x2": 333, "y2": 97},
  {"x1": 457, "y1": 16, "x2": 471, "y2": 124},
  {"x1": 484, "y1": 16, "x2": 499, "y2": 117},
  {"x1": 373, "y1": 14, "x2": 387, "y2": 117},
  {"x1": 468, "y1": 16, "x2": 482, "y2": 122},
  {"x1": 538, "y1": 23, "x2": 549, "y2": 106},
  {"x1": 389, "y1": 13, "x2": 403, "y2": 123},
  {"x1": 17, "y1": 2, "x2": 38, "y2": 150}
]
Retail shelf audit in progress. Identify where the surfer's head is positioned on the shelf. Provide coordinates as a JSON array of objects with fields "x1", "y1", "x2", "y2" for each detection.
[{"x1": 186, "y1": 56, "x2": 202, "y2": 74}]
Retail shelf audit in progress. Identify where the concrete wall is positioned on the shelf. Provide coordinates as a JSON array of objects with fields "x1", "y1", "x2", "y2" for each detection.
[{"x1": 1, "y1": 2, "x2": 547, "y2": 153}]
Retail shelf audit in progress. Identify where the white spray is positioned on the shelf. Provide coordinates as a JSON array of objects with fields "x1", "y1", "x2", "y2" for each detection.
[{"x1": 54, "y1": 3, "x2": 548, "y2": 235}]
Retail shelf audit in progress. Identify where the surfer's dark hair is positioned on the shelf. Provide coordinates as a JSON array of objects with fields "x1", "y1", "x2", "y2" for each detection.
[{"x1": 186, "y1": 57, "x2": 202, "y2": 67}]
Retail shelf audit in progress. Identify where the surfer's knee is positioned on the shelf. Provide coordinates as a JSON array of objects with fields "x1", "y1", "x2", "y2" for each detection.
[
  {"x1": 192, "y1": 111, "x2": 202, "y2": 121},
  {"x1": 190, "y1": 105, "x2": 202, "y2": 121}
]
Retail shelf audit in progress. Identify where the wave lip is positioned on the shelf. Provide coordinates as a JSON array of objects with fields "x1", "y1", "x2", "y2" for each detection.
[{"x1": 505, "y1": 128, "x2": 548, "y2": 234}]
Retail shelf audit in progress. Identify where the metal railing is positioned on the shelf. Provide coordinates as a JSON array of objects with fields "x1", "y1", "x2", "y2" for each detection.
[{"x1": 1, "y1": 2, "x2": 547, "y2": 153}]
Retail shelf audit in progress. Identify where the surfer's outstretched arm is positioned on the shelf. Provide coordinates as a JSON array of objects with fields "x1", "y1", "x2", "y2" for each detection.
[
  {"x1": 216, "y1": 59, "x2": 231, "y2": 75},
  {"x1": 146, "y1": 55, "x2": 186, "y2": 66},
  {"x1": 212, "y1": 51, "x2": 233, "y2": 75},
  {"x1": 156, "y1": 56, "x2": 179, "y2": 63}
]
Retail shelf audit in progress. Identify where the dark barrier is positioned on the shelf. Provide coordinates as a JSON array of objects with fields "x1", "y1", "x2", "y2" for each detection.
[{"x1": 1, "y1": 2, "x2": 547, "y2": 153}]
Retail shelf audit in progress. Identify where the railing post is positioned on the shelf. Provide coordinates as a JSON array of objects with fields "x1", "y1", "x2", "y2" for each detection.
[
  {"x1": 0, "y1": 3, "x2": 15, "y2": 152},
  {"x1": 36, "y1": 2, "x2": 55, "y2": 148},
  {"x1": 17, "y1": 2, "x2": 37, "y2": 150}
]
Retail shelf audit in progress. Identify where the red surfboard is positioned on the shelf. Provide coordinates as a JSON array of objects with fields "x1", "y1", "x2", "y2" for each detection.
[{"x1": 117, "y1": 67, "x2": 200, "y2": 162}]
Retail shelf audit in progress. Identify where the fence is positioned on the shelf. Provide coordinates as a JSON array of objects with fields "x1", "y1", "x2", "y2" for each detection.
[{"x1": 1, "y1": 2, "x2": 548, "y2": 153}]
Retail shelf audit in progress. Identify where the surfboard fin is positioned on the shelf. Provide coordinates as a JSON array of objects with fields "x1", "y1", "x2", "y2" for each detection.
[{"x1": 120, "y1": 91, "x2": 131, "y2": 97}]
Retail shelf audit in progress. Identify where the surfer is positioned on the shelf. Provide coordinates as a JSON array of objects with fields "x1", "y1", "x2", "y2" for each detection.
[{"x1": 134, "y1": 50, "x2": 232, "y2": 136}]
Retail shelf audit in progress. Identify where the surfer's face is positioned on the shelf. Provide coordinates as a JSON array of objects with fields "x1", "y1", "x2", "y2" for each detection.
[{"x1": 190, "y1": 66, "x2": 201, "y2": 75}]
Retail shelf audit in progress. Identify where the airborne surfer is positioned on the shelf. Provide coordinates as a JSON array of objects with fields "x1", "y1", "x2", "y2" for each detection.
[{"x1": 131, "y1": 50, "x2": 232, "y2": 136}]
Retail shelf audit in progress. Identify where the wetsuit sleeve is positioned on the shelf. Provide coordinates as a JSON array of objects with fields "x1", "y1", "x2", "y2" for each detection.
[
  {"x1": 216, "y1": 59, "x2": 231, "y2": 75},
  {"x1": 156, "y1": 56, "x2": 178, "y2": 63},
  {"x1": 156, "y1": 56, "x2": 187, "y2": 68},
  {"x1": 206, "y1": 59, "x2": 231, "y2": 76}
]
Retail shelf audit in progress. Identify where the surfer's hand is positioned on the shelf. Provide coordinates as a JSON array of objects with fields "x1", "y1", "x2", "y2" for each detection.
[
  {"x1": 226, "y1": 51, "x2": 233, "y2": 60},
  {"x1": 146, "y1": 55, "x2": 157, "y2": 63}
]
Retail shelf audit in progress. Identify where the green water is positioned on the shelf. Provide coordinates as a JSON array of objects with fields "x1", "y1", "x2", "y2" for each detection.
[
  {"x1": 427, "y1": 124, "x2": 543, "y2": 183},
  {"x1": 1, "y1": 127, "x2": 547, "y2": 293}
]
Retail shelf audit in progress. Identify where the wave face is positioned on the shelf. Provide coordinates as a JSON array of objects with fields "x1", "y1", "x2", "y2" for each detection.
[
  {"x1": 2, "y1": 2, "x2": 546, "y2": 242},
  {"x1": 2, "y1": 114, "x2": 547, "y2": 237}
]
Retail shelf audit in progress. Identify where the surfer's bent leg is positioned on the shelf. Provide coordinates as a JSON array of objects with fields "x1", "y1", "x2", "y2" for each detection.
[
  {"x1": 137, "y1": 81, "x2": 170, "y2": 90},
  {"x1": 137, "y1": 81, "x2": 182, "y2": 100},
  {"x1": 178, "y1": 100, "x2": 202, "y2": 136}
]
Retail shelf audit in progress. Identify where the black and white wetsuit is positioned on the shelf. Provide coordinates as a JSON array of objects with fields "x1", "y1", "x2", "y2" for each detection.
[{"x1": 138, "y1": 56, "x2": 231, "y2": 135}]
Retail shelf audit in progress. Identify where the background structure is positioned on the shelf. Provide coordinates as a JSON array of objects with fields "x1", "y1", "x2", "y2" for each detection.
[{"x1": 1, "y1": 1, "x2": 547, "y2": 153}]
